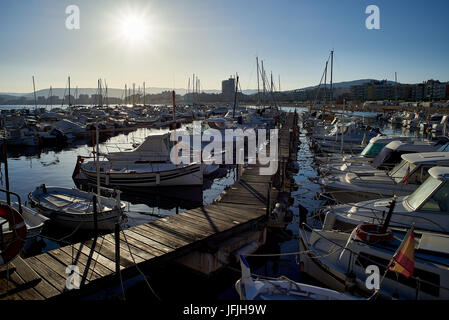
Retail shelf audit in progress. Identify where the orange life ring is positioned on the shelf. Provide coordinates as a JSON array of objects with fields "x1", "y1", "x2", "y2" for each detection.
[
  {"x1": 355, "y1": 223, "x2": 393, "y2": 243},
  {"x1": 0, "y1": 203, "x2": 27, "y2": 265}
]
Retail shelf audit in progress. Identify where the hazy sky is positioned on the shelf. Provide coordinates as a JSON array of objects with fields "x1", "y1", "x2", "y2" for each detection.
[{"x1": 1, "y1": 0, "x2": 448, "y2": 92}]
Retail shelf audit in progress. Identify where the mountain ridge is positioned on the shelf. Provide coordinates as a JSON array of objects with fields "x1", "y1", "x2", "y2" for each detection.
[{"x1": 0, "y1": 79, "x2": 401, "y2": 99}]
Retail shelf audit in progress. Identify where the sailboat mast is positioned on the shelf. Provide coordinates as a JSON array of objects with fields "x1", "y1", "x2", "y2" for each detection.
[
  {"x1": 330, "y1": 50, "x2": 334, "y2": 102},
  {"x1": 278, "y1": 75, "x2": 281, "y2": 93},
  {"x1": 68, "y1": 76, "x2": 71, "y2": 107},
  {"x1": 95, "y1": 121, "x2": 100, "y2": 200},
  {"x1": 192, "y1": 73, "x2": 195, "y2": 106},
  {"x1": 256, "y1": 57, "x2": 260, "y2": 107},
  {"x1": 261, "y1": 61, "x2": 266, "y2": 101},
  {"x1": 233, "y1": 74, "x2": 239, "y2": 118},
  {"x1": 324, "y1": 61, "x2": 328, "y2": 105},
  {"x1": 32, "y1": 76, "x2": 37, "y2": 112},
  {"x1": 143, "y1": 82, "x2": 146, "y2": 106},
  {"x1": 133, "y1": 83, "x2": 135, "y2": 105}
]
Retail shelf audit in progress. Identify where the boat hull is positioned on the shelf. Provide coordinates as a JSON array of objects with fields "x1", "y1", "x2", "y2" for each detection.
[{"x1": 81, "y1": 163, "x2": 203, "y2": 187}]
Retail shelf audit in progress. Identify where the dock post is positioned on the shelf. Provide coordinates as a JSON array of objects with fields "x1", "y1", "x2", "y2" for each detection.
[
  {"x1": 114, "y1": 222, "x2": 120, "y2": 276},
  {"x1": 1, "y1": 135, "x2": 10, "y2": 205},
  {"x1": 266, "y1": 181, "x2": 272, "y2": 217}
]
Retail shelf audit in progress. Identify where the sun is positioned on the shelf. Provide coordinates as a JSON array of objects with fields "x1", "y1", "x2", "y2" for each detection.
[{"x1": 118, "y1": 13, "x2": 150, "y2": 44}]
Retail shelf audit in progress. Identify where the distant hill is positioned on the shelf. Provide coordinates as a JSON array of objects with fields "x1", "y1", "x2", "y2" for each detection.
[
  {"x1": 291, "y1": 79, "x2": 398, "y2": 92},
  {"x1": 0, "y1": 79, "x2": 400, "y2": 99}
]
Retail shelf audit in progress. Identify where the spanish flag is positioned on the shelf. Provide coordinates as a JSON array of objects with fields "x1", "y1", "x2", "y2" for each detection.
[
  {"x1": 402, "y1": 164, "x2": 410, "y2": 185},
  {"x1": 388, "y1": 226, "x2": 415, "y2": 278}
]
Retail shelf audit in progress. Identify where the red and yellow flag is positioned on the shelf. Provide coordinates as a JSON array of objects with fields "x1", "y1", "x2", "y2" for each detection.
[
  {"x1": 388, "y1": 226, "x2": 415, "y2": 278},
  {"x1": 402, "y1": 165, "x2": 410, "y2": 185}
]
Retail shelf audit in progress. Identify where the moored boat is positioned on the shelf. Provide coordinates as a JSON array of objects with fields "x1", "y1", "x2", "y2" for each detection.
[{"x1": 28, "y1": 185, "x2": 125, "y2": 231}]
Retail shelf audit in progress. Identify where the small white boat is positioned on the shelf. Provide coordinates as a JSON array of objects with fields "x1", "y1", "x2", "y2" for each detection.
[
  {"x1": 235, "y1": 256, "x2": 359, "y2": 300},
  {"x1": 1, "y1": 201, "x2": 48, "y2": 242},
  {"x1": 28, "y1": 185, "x2": 126, "y2": 231}
]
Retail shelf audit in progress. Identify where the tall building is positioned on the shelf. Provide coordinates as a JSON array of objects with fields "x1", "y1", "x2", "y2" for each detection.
[{"x1": 222, "y1": 77, "x2": 235, "y2": 102}]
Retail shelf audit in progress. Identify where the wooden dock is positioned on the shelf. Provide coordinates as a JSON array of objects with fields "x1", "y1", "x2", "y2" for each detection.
[{"x1": 0, "y1": 112, "x2": 299, "y2": 301}]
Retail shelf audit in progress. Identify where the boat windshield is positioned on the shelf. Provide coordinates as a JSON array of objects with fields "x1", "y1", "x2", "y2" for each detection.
[
  {"x1": 389, "y1": 160, "x2": 417, "y2": 183},
  {"x1": 437, "y1": 143, "x2": 449, "y2": 152},
  {"x1": 406, "y1": 177, "x2": 444, "y2": 211},
  {"x1": 361, "y1": 142, "x2": 385, "y2": 156}
]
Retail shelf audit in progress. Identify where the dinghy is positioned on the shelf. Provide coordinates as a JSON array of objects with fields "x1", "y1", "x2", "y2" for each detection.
[{"x1": 28, "y1": 185, "x2": 126, "y2": 231}]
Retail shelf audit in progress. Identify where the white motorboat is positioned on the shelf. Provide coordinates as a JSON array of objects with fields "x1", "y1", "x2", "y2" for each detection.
[
  {"x1": 299, "y1": 223, "x2": 449, "y2": 300},
  {"x1": 103, "y1": 132, "x2": 220, "y2": 177},
  {"x1": 28, "y1": 185, "x2": 126, "y2": 231},
  {"x1": 235, "y1": 255, "x2": 359, "y2": 300},
  {"x1": 318, "y1": 166, "x2": 449, "y2": 233},
  {"x1": 320, "y1": 152, "x2": 449, "y2": 203}
]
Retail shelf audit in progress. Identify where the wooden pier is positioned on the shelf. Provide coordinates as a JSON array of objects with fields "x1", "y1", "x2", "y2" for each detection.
[{"x1": 0, "y1": 112, "x2": 299, "y2": 301}]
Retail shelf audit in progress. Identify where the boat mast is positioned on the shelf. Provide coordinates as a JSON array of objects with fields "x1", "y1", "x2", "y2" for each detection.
[
  {"x1": 132, "y1": 83, "x2": 135, "y2": 105},
  {"x1": 278, "y1": 74, "x2": 281, "y2": 93},
  {"x1": 187, "y1": 77, "x2": 191, "y2": 106},
  {"x1": 330, "y1": 50, "x2": 334, "y2": 103},
  {"x1": 68, "y1": 76, "x2": 71, "y2": 107},
  {"x1": 95, "y1": 121, "x2": 100, "y2": 203},
  {"x1": 256, "y1": 57, "x2": 260, "y2": 107},
  {"x1": 324, "y1": 60, "x2": 328, "y2": 106},
  {"x1": 261, "y1": 60, "x2": 266, "y2": 102},
  {"x1": 143, "y1": 82, "x2": 146, "y2": 106},
  {"x1": 124, "y1": 84, "x2": 127, "y2": 105},
  {"x1": 32, "y1": 76, "x2": 37, "y2": 112},
  {"x1": 95, "y1": 79, "x2": 101, "y2": 203},
  {"x1": 232, "y1": 74, "x2": 239, "y2": 118},
  {"x1": 192, "y1": 73, "x2": 195, "y2": 106}
]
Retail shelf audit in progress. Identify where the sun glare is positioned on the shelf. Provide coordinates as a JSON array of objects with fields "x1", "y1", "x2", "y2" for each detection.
[{"x1": 118, "y1": 13, "x2": 150, "y2": 44}]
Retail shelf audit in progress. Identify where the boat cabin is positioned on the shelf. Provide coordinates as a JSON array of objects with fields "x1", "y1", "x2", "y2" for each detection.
[
  {"x1": 360, "y1": 136, "x2": 411, "y2": 157},
  {"x1": 371, "y1": 140, "x2": 443, "y2": 170},
  {"x1": 388, "y1": 152, "x2": 449, "y2": 184},
  {"x1": 405, "y1": 166, "x2": 449, "y2": 213}
]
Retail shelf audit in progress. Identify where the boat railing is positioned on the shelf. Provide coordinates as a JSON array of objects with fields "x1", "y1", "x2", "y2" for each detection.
[
  {"x1": 86, "y1": 183, "x2": 122, "y2": 210},
  {"x1": 0, "y1": 188, "x2": 22, "y2": 213},
  {"x1": 309, "y1": 190, "x2": 448, "y2": 232}
]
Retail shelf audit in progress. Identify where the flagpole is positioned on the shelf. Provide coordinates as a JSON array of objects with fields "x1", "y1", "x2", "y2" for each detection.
[{"x1": 370, "y1": 225, "x2": 415, "y2": 300}]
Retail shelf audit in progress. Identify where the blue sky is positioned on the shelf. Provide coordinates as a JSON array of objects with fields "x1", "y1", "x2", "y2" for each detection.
[{"x1": 0, "y1": 0, "x2": 448, "y2": 92}]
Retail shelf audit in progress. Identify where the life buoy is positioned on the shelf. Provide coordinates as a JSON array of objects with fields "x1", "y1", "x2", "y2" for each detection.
[
  {"x1": 354, "y1": 223, "x2": 392, "y2": 243},
  {"x1": 0, "y1": 203, "x2": 27, "y2": 265}
]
